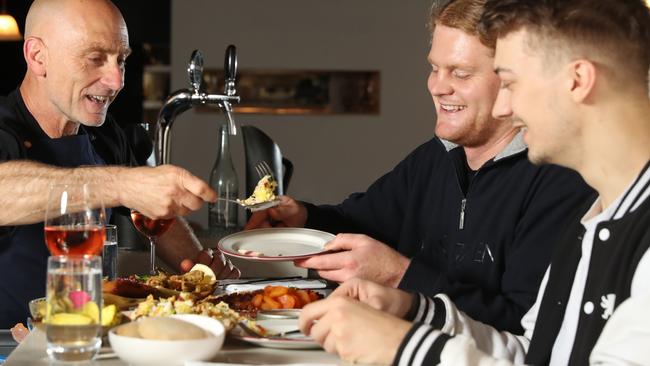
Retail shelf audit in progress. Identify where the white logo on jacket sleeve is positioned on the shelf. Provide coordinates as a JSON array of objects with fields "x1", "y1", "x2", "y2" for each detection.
[{"x1": 600, "y1": 294, "x2": 616, "y2": 320}]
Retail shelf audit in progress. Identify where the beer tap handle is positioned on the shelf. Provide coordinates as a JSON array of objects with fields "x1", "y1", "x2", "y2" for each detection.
[
  {"x1": 224, "y1": 45, "x2": 237, "y2": 96},
  {"x1": 188, "y1": 49, "x2": 204, "y2": 94}
]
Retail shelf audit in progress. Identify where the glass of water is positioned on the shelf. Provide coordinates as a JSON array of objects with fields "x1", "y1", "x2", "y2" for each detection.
[
  {"x1": 45, "y1": 255, "x2": 102, "y2": 362},
  {"x1": 102, "y1": 224, "x2": 118, "y2": 280}
]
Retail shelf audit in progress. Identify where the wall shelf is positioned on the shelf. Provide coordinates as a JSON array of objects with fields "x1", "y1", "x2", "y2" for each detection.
[{"x1": 198, "y1": 69, "x2": 380, "y2": 115}]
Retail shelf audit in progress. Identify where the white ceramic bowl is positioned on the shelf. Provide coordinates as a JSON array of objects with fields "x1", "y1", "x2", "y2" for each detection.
[{"x1": 108, "y1": 314, "x2": 225, "y2": 365}]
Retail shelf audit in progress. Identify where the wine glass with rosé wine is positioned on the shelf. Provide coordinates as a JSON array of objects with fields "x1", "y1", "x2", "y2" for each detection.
[
  {"x1": 130, "y1": 209, "x2": 174, "y2": 275},
  {"x1": 44, "y1": 184, "x2": 106, "y2": 256}
]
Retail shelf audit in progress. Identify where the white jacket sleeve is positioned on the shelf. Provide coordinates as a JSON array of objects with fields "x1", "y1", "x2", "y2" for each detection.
[
  {"x1": 394, "y1": 264, "x2": 650, "y2": 366},
  {"x1": 440, "y1": 336, "x2": 524, "y2": 366},
  {"x1": 393, "y1": 269, "x2": 552, "y2": 366},
  {"x1": 393, "y1": 294, "x2": 531, "y2": 366},
  {"x1": 590, "y1": 291, "x2": 650, "y2": 365},
  {"x1": 442, "y1": 299, "x2": 650, "y2": 366}
]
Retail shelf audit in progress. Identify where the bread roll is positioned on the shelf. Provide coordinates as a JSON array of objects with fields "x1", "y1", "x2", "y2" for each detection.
[
  {"x1": 115, "y1": 317, "x2": 210, "y2": 340},
  {"x1": 137, "y1": 317, "x2": 209, "y2": 340},
  {"x1": 115, "y1": 321, "x2": 141, "y2": 338}
]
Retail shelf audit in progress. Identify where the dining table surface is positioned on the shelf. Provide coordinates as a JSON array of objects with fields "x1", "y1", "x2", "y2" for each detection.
[
  {"x1": 4, "y1": 227, "x2": 349, "y2": 365},
  {"x1": 4, "y1": 327, "x2": 353, "y2": 366}
]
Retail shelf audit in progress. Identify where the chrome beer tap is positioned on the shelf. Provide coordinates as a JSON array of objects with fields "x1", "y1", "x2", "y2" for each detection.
[{"x1": 155, "y1": 46, "x2": 240, "y2": 165}]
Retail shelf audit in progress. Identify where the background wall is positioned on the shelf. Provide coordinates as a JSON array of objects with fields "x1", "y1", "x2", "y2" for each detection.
[{"x1": 170, "y1": 0, "x2": 436, "y2": 227}]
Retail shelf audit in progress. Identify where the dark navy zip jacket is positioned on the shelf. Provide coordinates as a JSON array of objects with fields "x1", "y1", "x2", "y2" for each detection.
[{"x1": 305, "y1": 134, "x2": 594, "y2": 333}]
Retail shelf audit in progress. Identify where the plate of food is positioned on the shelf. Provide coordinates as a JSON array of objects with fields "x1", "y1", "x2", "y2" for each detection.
[
  {"x1": 125, "y1": 285, "x2": 324, "y2": 350},
  {"x1": 127, "y1": 285, "x2": 320, "y2": 331},
  {"x1": 102, "y1": 264, "x2": 218, "y2": 302},
  {"x1": 229, "y1": 318, "x2": 320, "y2": 350},
  {"x1": 208, "y1": 285, "x2": 323, "y2": 317},
  {"x1": 218, "y1": 228, "x2": 334, "y2": 261}
]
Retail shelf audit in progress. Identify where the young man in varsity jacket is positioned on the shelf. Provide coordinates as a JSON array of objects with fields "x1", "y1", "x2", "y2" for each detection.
[{"x1": 298, "y1": 0, "x2": 650, "y2": 365}]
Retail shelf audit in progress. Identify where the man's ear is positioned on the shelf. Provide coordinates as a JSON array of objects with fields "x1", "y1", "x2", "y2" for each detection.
[
  {"x1": 23, "y1": 36, "x2": 47, "y2": 77},
  {"x1": 567, "y1": 59, "x2": 597, "y2": 103}
]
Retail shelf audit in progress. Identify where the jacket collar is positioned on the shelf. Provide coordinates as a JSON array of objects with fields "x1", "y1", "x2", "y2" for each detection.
[
  {"x1": 611, "y1": 160, "x2": 650, "y2": 219},
  {"x1": 439, "y1": 129, "x2": 527, "y2": 162}
]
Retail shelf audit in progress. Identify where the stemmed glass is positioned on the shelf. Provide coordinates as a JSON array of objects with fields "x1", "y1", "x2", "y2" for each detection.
[
  {"x1": 130, "y1": 209, "x2": 174, "y2": 275},
  {"x1": 44, "y1": 184, "x2": 106, "y2": 256}
]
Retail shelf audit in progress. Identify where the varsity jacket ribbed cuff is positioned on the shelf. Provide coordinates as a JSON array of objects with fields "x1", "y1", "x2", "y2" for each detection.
[
  {"x1": 392, "y1": 323, "x2": 453, "y2": 366},
  {"x1": 393, "y1": 294, "x2": 452, "y2": 366},
  {"x1": 404, "y1": 293, "x2": 446, "y2": 326}
]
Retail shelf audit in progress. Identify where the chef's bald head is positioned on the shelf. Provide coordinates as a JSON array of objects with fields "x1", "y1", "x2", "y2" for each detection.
[
  {"x1": 25, "y1": 0, "x2": 126, "y2": 39},
  {"x1": 20, "y1": 0, "x2": 130, "y2": 130}
]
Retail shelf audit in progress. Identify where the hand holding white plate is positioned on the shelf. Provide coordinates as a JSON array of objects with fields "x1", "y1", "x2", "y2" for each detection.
[{"x1": 218, "y1": 228, "x2": 334, "y2": 261}]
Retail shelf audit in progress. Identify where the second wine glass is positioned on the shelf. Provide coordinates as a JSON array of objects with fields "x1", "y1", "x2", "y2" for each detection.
[{"x1": 130, "y1": 210, "x2": 174, "y2": 275}]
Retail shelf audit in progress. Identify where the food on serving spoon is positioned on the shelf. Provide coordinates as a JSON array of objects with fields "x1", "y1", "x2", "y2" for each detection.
[{"x1": 237, "y1": 175, "x2": 278, "y2": 206}]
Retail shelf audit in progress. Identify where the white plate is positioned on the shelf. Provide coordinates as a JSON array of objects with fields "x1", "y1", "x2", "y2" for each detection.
[
  {"x1": 257, "y1": 309, "x2": 301, "y2": 320},
  {"x1": 230, "y1": 318, "x2": 320, "y2": 349},
  {"x1": 218, "y1": 228, "x2": 335, "y2": 261}
]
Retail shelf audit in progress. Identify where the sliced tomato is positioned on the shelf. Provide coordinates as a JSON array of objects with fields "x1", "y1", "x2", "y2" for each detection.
[
  {"x1": 263, "y1": 286, "x2": 275, "y2": 296},
  {"x1": 277, "y1": 294, "x2": 297, "y2": 309},
  {"x1": 292, "y1": 293, "x2": 304, "y2": 308},
  {"x1": 308, "y1": 290, "x2": 320, "y2": 302},
  {"x1": 267, "y1": 286, "x2": 289, "y2": 298},
  {"x1": 251, "y1": 293, "x2": 264, "y2": 307},
  {"x1": 295, "y1": 290, "x2": 312, "y2": 305},
  {"x1": 262, "y1": 295, "x2": 281, "y2": 310}
]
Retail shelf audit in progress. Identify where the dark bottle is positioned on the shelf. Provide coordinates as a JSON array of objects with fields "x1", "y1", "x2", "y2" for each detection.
[{"x1": 208, "y1": 124, "x2": 239, "y2": 230}]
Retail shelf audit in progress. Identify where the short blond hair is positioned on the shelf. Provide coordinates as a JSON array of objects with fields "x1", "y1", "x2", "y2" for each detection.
[{"x1": 430, "y1": 0, "x2": 495, "y2": 51}]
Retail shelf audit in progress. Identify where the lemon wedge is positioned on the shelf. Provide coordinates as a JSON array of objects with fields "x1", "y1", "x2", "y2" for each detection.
[
  {"x1": 101, "y1": 304, "x2": 119, "y2": 327},
  {"x1": 81, "y1": 301, "x2": 100, "y2": 323},
  {"x1": 190, "y1": 263, "x2": 216, "y2": 283},
  {"x1": 49, "y1": 313, "x2": 94, "y2": 326}
]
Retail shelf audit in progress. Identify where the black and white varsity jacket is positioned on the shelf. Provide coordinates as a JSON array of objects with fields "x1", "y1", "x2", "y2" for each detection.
[{"x1": 392, "y1": 161, "x2": 650, "y2": 366}]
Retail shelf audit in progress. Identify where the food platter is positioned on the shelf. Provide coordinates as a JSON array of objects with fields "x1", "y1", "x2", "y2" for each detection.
[
  {"x1": 218, "y1": 228, "x2": 334, "y2": 261},
  {"x1": 102, "y1": 266, "x2": 218, "y2": 303}
]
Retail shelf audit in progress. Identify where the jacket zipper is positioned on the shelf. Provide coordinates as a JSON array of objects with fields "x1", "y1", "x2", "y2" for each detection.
[
  {"x1": 455, "y1": 170, "x2": 484, "y2": 231},
  {"x1": 450, "y1": 147, "x2": 498, "y2": 231},
  {"x1": 446, "y1": 139, "x2": 523, "y2": 232}
]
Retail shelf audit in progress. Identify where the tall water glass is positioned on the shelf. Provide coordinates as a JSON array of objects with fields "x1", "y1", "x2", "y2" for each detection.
[
  {"x1": 45, "y1": 255, "x2": 102, "y2": 362},
  {"x1": 102, "y1": 224, "x2": 118, "y2": 280}
]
